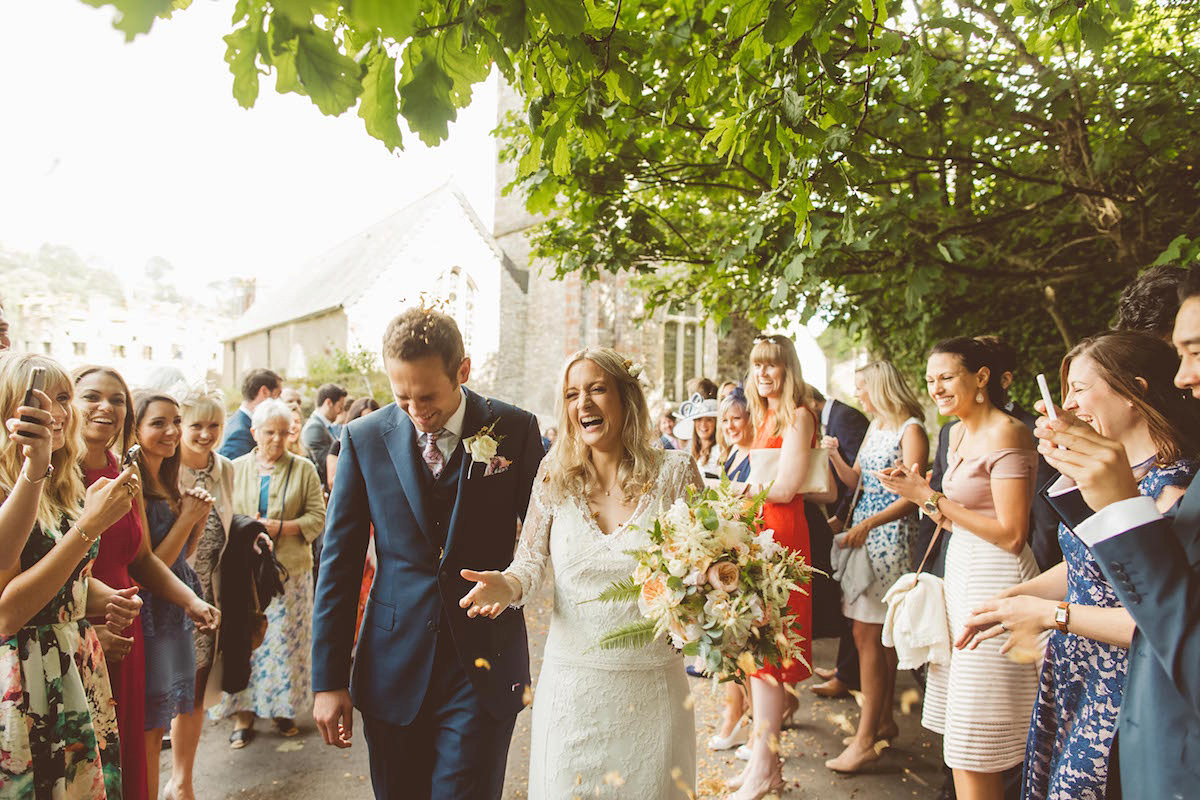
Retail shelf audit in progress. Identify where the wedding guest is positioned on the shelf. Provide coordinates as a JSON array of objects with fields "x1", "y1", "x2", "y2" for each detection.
[
  {"x1": 878, "y1": 337, "x2": 1040, "y2": 800},
  {"x1": 219, "y1": 369, "x2": 282, "y2": 460},
  {"x1": 460, "y1": 347, "x2": 703, "y2": 798},
  {"x1": 301, "y1": 383, "x2": 346, "y2": 487},
  {"x1": 0, "y1": 353, "x2": 137, "y2": 797},
  {"x1": 676, "y1": 392, "x2": 721, "y2": 479},
  {"x1": 726, "y1": 333, "x2": 817, "y2": 800},
  {"x1": 132, "y1": 392, "x2": 220, "y2": 799},
  {"x1": 541, "y1": 425, "x2": 557, "y2": 453},
  {"x1": 286, "y1": 406, "x2": 307, "y2": 458},
  {"x1": 280, "y1": 387, "x2": 303, "y2": 413},
  {"x1": 823, "y1": 361, "x2": 927, "y2": 772},
  {"x1": 719, "y1": 380, "x2": 739, "y2": 401},
  {"x1": 167, "y1": 387, "x2": 236, "y2": 800},
  {"x1": 658, "y1": 409, "x2": 682, "y2": 450},
  {"x1": 217, "y1": 398, "x2": 325, "y2": 748},
  {"x1": 1032, "y1": 266, "x2": 1200, "y2": 800},
  {"x1": 325, "y1": 397, "x2": 380, "y2": 492},
  {"x1": 686, "y1": 376, "x2": 719, "y2": 400},
  {"x1": 958, "y1": 331, "x2": 1199, "y2": 800},
  {"x1": 708, "y1": 388, "x2": 754, "y2": 752},
  {"x1": 808, "y1": 385, "x2": 870, "y2": 700},
  {"x1": 73, "y1": 368, "x2": 220, "y2": 800},
  {"x1": 1114, "y1": 263, "x2": 1184, "y2": 341}
]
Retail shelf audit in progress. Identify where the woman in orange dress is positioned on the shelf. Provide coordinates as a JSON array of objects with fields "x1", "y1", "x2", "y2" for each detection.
[{"x1": 727, "y1": 333, "x2": 818, "y2": 800}]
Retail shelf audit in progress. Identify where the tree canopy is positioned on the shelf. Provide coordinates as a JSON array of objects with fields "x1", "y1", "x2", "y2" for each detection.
[{"x1": 83, "y1": 0, "x2": 1200, "y2": 398}]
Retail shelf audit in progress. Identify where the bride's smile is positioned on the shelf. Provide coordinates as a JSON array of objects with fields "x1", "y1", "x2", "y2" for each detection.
[{"x1": 565, "y1": 359, "x2": 622, "y2": 452}]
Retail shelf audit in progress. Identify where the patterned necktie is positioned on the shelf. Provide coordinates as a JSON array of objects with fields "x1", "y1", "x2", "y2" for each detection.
[{"x1": 422, "y1": 430, "x2": 445, "y2": 478}]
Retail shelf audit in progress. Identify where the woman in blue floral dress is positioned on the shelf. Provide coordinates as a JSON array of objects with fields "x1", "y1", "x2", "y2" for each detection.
[
  {"x1": 0, "y1": 354, "x2": 140, "y2": 798},
  {"x1": 823, "y1": 360, "x2": 927, "y2": 773},
  {"x1": 957, "y1": 332, "x2": 1200, "y2": 800}
]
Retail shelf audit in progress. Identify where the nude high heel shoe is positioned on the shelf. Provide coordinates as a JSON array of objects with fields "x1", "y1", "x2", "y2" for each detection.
[{"x1": 708, "y1": 715, "x2": 750, "y2": 751}]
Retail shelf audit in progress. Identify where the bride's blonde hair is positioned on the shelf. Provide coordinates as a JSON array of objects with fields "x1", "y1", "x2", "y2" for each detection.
[
  {"x1": 541, "y1": 347, "x2": 660, "y2": 504},
  {"x1": 0, "y1": 353, "x2": 85, "y2": 532}
]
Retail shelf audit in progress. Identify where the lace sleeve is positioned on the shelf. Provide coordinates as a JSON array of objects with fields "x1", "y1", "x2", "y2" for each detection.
[
  {"x1": 662, "y1": 451, "x2": 705, "y2": 508},
  {"x1": 503, "y1": 461, "x2": 554, "y2": 608}
]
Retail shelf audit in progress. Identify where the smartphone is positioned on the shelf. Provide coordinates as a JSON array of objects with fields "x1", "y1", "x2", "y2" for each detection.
[
  {"x1": 123, "y1": 444, "x2": 142, "y2": 467},
  {"x1": 19, "y1": 367, "x2": 46, "y2": 424},
  {"x1": 1035, "y1": 373, "x2": 1057, "y2": 421}
]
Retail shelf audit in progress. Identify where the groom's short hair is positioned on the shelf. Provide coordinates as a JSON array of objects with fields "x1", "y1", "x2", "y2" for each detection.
[{"x1": 383, "y1": 307, "x2": 466, "y2": 378}]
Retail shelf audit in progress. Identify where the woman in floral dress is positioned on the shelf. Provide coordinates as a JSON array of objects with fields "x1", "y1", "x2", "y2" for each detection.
[
  {"x1": 823, "y1": 360, "x2": 927, "y2": 773},
  {"x1": 0, "y1": 353, "x2": 139, "y2": 798},
  {"x1": 958, "y1": 331, "x2": 1200, "y2": 799}
]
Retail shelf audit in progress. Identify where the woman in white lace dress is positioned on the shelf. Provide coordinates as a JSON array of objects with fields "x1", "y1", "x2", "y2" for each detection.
[{"x1": 460, "y1": 347, "x2": 703, "y2": 799}]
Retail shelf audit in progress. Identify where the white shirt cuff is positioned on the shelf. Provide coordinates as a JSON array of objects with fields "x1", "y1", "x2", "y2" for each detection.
[{"x1": 1073, "y1": 495, "x2": 1160, "y2": 547}]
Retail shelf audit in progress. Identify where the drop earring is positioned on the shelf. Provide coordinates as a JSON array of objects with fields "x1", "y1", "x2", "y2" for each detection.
[{"x1": 976, "y1": 390, "x2": 985, "y2": 404}]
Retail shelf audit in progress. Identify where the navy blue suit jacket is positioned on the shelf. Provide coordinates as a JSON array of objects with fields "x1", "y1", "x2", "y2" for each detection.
[
  {"x1": 825, "y1": 400, "x2": 868, "y2": 520},
  {"x1": 219, "y1": 409, "x2": 255, "y2": 461},
  {"x1": 311, "y1": 389, "x2": 543, "y2": 727},
  {"x1": 1091, "y1": 484, "x2": 1200, "y2": 799}
]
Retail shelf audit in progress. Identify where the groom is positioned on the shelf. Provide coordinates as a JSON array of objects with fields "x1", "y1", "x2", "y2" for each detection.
[{"x1": 311, "y1": 308, "x2": 544, "y2": 799}]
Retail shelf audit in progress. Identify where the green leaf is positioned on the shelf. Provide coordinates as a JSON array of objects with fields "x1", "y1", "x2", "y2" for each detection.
[
  {"x1": 552, "y1": 135, "x2": 571, "y2": 175},
  {"x1": 595, "y1": 619, "x2": 657, "y2": 651},
  {"x1": 399, "y1": 48, "x2": 456, "y2": 145},
  {"x1": 529, "y1": 0, "x2": 587, "y2": 36},
  {"x1": 223, "y1": 13, "x2": 264, "y2": 108},
  {"x1": 294, "y1": 30, "x2": 363, "y2": 115},
  {"x1": 348, "y1": 0, "x2": 422, "y2": 41},
  {"x1": 589, "y1": 576, "x2": 642, "y2": 604},
  {"x1": 358, "y1": 48, "x2": 403, "y2": 150},
  {"x1": 1152, "y1": 235, "x2": 1191, "y2": 267},
  {"x1": 81, "y1": 0, "x2": 176, "y2": 40},
  {"x1": 495, "y1": 0, "x2": 530, "y2": 49}
]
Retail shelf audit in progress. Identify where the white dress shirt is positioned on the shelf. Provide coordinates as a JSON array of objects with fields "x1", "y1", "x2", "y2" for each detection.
[
  {"x1": 415, "y1": 387, "x2": 468, "y2": 463},
  {"x1": 1074, "y1": 495, "x2": 1161, "y2": 547}
]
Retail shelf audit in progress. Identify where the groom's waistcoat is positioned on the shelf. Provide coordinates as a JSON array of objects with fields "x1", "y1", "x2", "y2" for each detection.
[{"x1": 418, "y1": 447, "x2": 464, "y2": 551}]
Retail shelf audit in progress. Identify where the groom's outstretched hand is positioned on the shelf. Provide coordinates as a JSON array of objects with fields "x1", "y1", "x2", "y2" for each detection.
[
  {"x1": 314, "y1": 689, "x2": 354, "y2": 748},
  {"x1": 460, "y1": 569, "x2": 519, "y2": 619}
]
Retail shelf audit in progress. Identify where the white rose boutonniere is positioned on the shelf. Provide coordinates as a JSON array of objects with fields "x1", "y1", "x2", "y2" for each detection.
[{"x1": 463, "y1": 421, "x2": 506, "y2": 478}]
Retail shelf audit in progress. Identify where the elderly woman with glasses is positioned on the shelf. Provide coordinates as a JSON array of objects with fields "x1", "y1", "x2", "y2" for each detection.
[{"x1": 212, "y1": 398, "x2": 326, "y2": 749}]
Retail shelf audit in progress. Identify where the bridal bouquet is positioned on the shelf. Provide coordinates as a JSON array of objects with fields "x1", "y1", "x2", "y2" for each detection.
[{"x1": 595, "y1": 479, "x2": 812, "y2": 679}]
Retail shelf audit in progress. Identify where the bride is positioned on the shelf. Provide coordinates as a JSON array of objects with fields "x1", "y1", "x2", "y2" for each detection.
[{"x1": 460, "y1": 346, "x2": 703, "y2": 798}]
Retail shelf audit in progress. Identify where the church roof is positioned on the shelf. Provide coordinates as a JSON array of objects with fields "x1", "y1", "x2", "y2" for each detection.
[{"x1": 223, "y1": 184, "x2": 522, "y2": 341}]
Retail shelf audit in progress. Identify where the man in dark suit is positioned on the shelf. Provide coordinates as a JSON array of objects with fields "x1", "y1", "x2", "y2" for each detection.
[
  {"x1": 301, "y1": 382, "x2": 348, "y2": 486},
  {"x1": 311, "y1": 308, "x2": 543, "y2": 800},
  {"x1": 808, "y1": 388, "x2": 869, "y2": 697},
  {"x1": 1034, "y1": 267, "x2": 1200, "y2": 800},
  {"x1": 219, "y1": 368, "x2": 282, "y2": 460}
]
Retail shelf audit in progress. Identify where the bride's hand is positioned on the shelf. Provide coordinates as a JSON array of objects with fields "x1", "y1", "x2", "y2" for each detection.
[{"x1": 459, "y1": 569, "x2": 517, "y2": 619}]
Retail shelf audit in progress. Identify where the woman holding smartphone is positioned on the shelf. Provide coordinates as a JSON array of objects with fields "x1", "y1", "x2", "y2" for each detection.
[
  {"x1": 0, "y1": 353, "x2": 138, "y2": 797},
  {"x1": 73, "y1": 367, "x2": 221, "y2": 800}
]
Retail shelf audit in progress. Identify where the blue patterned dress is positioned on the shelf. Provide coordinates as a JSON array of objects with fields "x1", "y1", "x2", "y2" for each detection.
[
  {"x1": 1023, "y1": 460, "x2": 1197, "y2": 800},
  {"x1": 844, "y1": 417, "x2": 923, "y2": 624},
  {"x1": 142, "y1": 499, "x2": 201, "y2": 730}
]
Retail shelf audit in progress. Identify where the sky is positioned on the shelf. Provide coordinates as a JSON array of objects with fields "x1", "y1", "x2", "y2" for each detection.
[{"x1": 0, "y1": 0, "x2": 499, "y2": 293}]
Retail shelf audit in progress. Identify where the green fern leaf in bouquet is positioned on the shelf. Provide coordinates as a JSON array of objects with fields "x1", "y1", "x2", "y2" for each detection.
[
  {"x1": 585, "y1": 576, "x2": 641, "y2": 604},
  {"x1": 595, "y1": 619, "x2": 658, "y2": 651}
]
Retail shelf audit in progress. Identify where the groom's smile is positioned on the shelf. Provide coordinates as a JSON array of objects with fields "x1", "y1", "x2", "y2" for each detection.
[{"x1": 386, "y1": 353, "x2": 471, "y2": 433}]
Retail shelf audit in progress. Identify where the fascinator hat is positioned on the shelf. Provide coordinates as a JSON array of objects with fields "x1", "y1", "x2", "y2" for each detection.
[{"x1": 673, "y1": 392, "x2": 719, "y2": 441}]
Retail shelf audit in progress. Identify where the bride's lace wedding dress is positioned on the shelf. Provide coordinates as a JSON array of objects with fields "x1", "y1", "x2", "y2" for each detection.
[{"x1": 505, "y1": 449, "x2": 703, "y2": 799}]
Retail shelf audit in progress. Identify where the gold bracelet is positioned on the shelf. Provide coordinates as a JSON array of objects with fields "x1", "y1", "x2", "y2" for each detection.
[{"x1": 75, "y1": 524, "x2": 98, "y2": 545}]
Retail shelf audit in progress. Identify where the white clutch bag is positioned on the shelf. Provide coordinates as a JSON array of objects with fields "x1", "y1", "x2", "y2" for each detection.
[{"x1": 748, "y1": 447, "x2": 832, "y2": 496}]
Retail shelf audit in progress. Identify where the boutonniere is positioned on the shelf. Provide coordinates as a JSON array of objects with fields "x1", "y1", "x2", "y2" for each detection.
[{"x1": 463, "y1": 421, "x2": 506, "y2": 478}]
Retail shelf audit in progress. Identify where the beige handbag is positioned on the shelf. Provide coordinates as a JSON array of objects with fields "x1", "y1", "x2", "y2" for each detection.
[{"x1": 748, "y1": 446, "x2": 833, "y2": 496}]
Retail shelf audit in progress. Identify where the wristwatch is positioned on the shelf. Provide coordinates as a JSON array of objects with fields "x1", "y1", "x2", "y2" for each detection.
[
  {"x1": 1054, "y1": 601, "x2": 1071, "y2": 633},
  {"x1": 922, "y1": 491, "x2": 945, "y2": 516}
]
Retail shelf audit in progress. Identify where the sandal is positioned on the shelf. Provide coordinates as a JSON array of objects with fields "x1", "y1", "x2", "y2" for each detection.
[
  {"x1": 229, "y1": 727, "x2": 254, "y2": 749},
  {"x1": 273, "y1": 717, "x2": 300, "y2": 737}
]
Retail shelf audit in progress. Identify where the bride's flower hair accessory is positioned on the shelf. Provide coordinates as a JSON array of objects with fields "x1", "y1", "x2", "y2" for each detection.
[{"x1": 622, "y1": 358, "x2": 644, "y2": 381}]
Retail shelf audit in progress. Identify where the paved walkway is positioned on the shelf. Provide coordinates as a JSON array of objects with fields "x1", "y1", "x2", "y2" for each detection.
[{"x1": 171, "y1": 578, "x2": 944, "y2": 798}]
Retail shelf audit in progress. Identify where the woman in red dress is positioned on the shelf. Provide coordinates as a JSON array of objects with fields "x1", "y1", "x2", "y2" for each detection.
[
  {"x1": 727, "y1": 334, "x2": 817, "y2": 800},
  {"x1": 74, "y1": 366, "x2": 220, "y2": 800}
]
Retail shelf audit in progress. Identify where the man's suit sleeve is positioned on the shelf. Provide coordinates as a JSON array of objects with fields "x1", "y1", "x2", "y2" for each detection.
[
  {"x1": 300, "y1": 418, "x2": 332, "y2": 459},
  {"x1": 515, "y1": 414, "x2": 545, "y2": 523},
  {"x1": 837, "y1": 405, "x2": 869, "y2": 464},
  {"x1": 1092, "y1": 517, "x2": 1200, "y2": 717},
  {"x1": 311, "y1": 426, "x2": 371, "y2": 693},
  {"x1": 218, "y1": 425, "x2": 254, "y2": 461}
]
